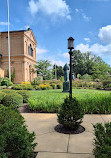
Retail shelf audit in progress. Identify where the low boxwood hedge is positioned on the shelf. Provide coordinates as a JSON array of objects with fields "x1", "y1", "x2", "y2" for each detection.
[
  {"x1": 0, "y1": 106, "x2": 37, "y2": 158},
  {"x1": 2, "y1": 93, "x2": 23, "y2": 108},
  {"x1": 2, "y1": 89, "x2": 16, "y2": 94},
  {"x1": 0, "y1": 92, "x2": 6, "y2": 103},
  {"x1": 17, "y1": 90, "x2": 31, "y2": 103},
  {"x1": 93, "y1": 122, "x2": 111, "y2": 158}
]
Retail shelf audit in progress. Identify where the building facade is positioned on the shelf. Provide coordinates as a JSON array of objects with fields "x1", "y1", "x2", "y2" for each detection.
[{"x1": 0, "y1": 29, "x2": 37, "y2": 83}]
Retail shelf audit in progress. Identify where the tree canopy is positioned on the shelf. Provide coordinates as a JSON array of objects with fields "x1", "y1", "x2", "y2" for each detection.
[
  {"x1": 72, "y1": 50, "x2": 111, "y2": 80},
  {"x1": 34, "y1": 60, "x2": 52, "y2": 80}
]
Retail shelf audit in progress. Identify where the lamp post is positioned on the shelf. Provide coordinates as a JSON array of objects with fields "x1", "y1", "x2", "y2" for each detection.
[{"x1": 68, "y1": 37, "x2": 74, "y2": 98}]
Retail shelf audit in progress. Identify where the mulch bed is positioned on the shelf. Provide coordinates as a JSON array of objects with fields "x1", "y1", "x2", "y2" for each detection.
[
  {"x1": 54, "y1": 124, "x2": 85, "y2": 134},
  {"x1": 34, "y1": 152, "x2": 38, "y2": 158}
]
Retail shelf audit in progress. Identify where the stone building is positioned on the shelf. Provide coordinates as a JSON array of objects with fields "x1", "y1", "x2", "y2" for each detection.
[{"x1": 0, "y1": 29, "x2": 37, "y2": 83}]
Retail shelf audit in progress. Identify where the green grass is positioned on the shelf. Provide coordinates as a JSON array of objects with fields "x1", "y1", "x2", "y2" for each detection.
[{"x1": 28, "y1": 89, "x2": 111, "y2": 113}]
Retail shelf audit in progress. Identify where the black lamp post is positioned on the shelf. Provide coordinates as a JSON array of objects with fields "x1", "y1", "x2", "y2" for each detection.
[{"x1": 68, "y1": 37, "x2": 74, "y2": 98}]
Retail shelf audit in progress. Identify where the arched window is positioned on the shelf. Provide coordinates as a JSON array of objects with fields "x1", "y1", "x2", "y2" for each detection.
[{"x1": 28, "y1": 44, "x2": 33, "y2": 57}]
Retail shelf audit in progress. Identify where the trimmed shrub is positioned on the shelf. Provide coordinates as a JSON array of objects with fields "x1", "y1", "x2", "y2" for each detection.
[
  {"x1": 2, "y1": 93, "x2": 23, "y2": 108},
  {"x1": 22, "y1": 84, "x2": 33, "y2": 90},
  {"x1": 56, "y1": 84, "x2": 62, "y2": 89},
  {"x1": 0, "y1": 106, "x2": 37, "y2": 158},
  {"x1": 93, "y1": 122, "x2": 111, "y2": 158},
  {"x1": 57, "y1": 96, "x2": 84, "y2": 130},
  {"x1": 2, "y1": 89, "x2": 16, "y2": 94},
  {"x1": 12, "y1": 84, "x2": 33, "y2": 90},
  {"x1": 11, "y1": 84, "x2": 23, "y2": 90},
  {"x1": 0, "y1": 92, "x2": 6, "y2": 103},
  {"x1": 1, "y1": 78, "x2": 13, "y2": 87},
  {"x1": 17, "y1": 90, "x2": 31, "y2": 103}
]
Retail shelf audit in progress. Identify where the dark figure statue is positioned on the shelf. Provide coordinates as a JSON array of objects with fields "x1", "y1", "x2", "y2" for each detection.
[{"x1": 62, "y1": 63, "x2": 70, "y2": 92}]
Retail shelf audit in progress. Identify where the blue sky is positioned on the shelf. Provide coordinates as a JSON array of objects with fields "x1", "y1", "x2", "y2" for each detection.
[{"x1": 1, "y1": 0, "x2": 111, "y2": 66}]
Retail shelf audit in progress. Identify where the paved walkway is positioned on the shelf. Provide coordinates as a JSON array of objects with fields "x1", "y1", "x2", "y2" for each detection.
[{"x1": 21, "y1": 113, "x2": 111, "y2": 158}]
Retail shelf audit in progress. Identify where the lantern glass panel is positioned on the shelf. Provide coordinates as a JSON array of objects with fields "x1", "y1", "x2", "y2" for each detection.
[{"x1": 68, "y1": 40, "x2": 74, "y2": 49}]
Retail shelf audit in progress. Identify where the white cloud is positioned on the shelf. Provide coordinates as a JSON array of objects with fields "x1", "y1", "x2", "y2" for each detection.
[
  {"x1": 98, "y1": 25, "x2": 111, "y2": 44},
  {"x1": 63, "y1": 52, "x2": 69, "y2": 59},
  {"x1": 0, "y1": 22, "x2": 8, "y2": 26},
  {"x1": 75, "y1": 43, "x2": 111, "y2": 57},
  {"x1": 36, "y1": 47, "x2": 49, "y2": 54},
  {"x1": 75, "y1": 8, "x2": 91, "y2": 21},
  {"x1": 84, "y1": 38, "x2": 90, "y2": 43},
  {"x1": 51, "y1": 60, "x2": 66, "y2": 67},
  {"x1": 29, "y1": 0, "x2": 71, "y2": 20},
  {"x1": 76, "y1": 43, "x2": 90, "y2": 53}
]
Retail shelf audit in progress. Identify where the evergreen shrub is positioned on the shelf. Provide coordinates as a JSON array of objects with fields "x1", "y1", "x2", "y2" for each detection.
[
  {"x1": 17, "y1": 90, "x2": 31, "y2": 103},
  {"x1": 0, "y1": 92, "x2": 6, "y2": 103},
  {"x1": 2, "y1": 89, "x2": 16, "y2": 94},
  {"x1": 93, "y1": 122, "x2": 111, "y2": 158},
  {"x1": 1, "y1": 78, "x2": 13, "y2": 87},
  {"x1": 0, "y1": 106, "x2": 37, "y2": 158},
  {"x1": 2, "y1": 93, "x2": 23, "y2": 108},
  {"x1": 57, "y1": 96, "x2": 84, "y2": 130}
]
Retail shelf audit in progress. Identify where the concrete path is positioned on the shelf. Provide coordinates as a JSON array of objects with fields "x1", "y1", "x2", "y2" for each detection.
[{"x1": 21, "y1": 113, "x2": 111, "y2": 158}]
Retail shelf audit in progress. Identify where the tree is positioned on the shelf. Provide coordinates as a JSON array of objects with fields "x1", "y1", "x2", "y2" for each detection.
[
  {"x1": 72, "y1": 50, "x2": 111, "y2": 80},
  {"x1": 34, "y1": 60, "x2": 52, "y2": 80},
  {"x1": 72, "y1": 50, "x2": 85, "y2": 77},
  {"x1": 92, "y1": 59, "x2": 111, "y2": 80},
  {"x1": 52, "y1": 65, "x2": 64, "y2": 79}
]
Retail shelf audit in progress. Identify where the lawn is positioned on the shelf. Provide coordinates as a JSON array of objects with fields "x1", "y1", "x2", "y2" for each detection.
[{"x1": 28, "y1": 89, "x2": 111, "y2": 113}]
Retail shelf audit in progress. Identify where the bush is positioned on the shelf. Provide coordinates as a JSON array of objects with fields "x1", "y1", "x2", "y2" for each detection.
[
  {"x1": 35, "y1": 85, "x2": 41, "y2": 90},
  {"x1": 57, "y1": 96, "x2": 84, "y2": 130},
  {"x1": 0, "y1": 92, "x2": 6, "y2": 103},
  {"x1": 50, "y1": 84, "x2": 56, "y2": 89},
  {"x1": 11, "y1": 84, "x2": 23, "y2": 90},
  {"x1": 93, "y1": 122, "x2": 111, "y2": 158},
  {"x1": 22, "y1": 84, "x2": 33, "y2": 90},
  {"x1": 31, "y1": 77, "x2": 41, "y2": 85},
  {"x1": 102, "y1": 80, "x2": 111, "y2": 88},
  {"x1": 1, "y1": 78, "x2": 13, "y2": 87},
  {"x1": 56, "y1": 84, "x2": 62, "y2": 89},
  {"x1": 12, "y1": 84, "x2": 33, "y2": 90},
  {"x1": 2, "y1": 89, "x2": 16, "y2": 94},
  {"x1": 2, "y1": 93, "x2": 23, "y2": 108},
  {"x1": 17, "y1": 90, "x2": 31, "y2": 103},
  {"x1": 0, "y1": 106, "x2": 37, "y2": 158},
  {"x1": 39, "y1": 84, "x2": 51, "y2": 90}
]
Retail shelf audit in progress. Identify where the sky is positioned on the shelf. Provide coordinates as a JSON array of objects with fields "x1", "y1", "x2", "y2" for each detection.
[{"x1": 1, "y1": 0, "x2": 111, "y2": 67}]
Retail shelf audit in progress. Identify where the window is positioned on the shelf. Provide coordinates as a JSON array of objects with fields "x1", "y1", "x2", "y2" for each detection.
[{"x1": 28, "y1": 44, "x2": 33, "y2": 57}]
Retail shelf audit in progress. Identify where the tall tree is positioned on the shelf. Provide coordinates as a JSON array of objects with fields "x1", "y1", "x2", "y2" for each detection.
[
  {"x1": 72, "y1": 50, "x2": 85, "y2": 77},
  {"x1": 34, "y1": 60, "x2": 52, "y2": 80},
  {"x1": 52, "y1": 65, "x2": 64, "y2": 79},
  {"x1": 72, "y1": 50, "x2": 111, "y2": 80}
]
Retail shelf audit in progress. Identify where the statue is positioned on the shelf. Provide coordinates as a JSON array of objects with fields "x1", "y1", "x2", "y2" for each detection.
[
  {"x1": 63, "y1": 63, "x2": 69, "y2": 82},
  {"x1": 62, "y1": 63, "x2": 70, "y2": 92}
]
